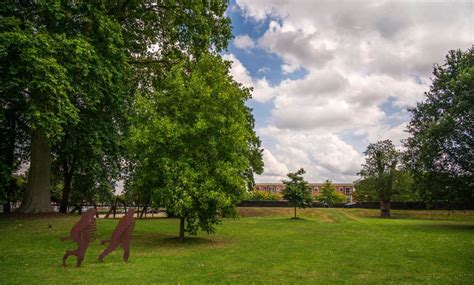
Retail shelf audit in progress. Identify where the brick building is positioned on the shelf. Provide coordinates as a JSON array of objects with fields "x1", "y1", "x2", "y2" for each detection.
[{"x1": 254, "y1": 182, "x2": 355, "y2": 202}]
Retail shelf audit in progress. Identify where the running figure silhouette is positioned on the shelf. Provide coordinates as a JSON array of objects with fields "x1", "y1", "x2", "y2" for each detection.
[
  {"x1": 61, "y1": 208, "x2": 97, "y2": 267},
  {"x1": 98, "y1": 208, "x2": 135, "y2": 262}
]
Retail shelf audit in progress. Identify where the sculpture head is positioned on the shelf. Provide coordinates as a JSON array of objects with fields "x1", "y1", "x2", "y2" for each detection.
[
  {"x1": 83, "y1": 208, "x2": 97, "y2": 220},
  {"x1": 127, "y1": 208, "x2": 135, "y2": 216}
]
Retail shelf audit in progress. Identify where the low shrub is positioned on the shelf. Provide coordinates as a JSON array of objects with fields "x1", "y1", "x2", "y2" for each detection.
[{"x1": 246, "y1": 190, "x2": 280, "y2": 201}]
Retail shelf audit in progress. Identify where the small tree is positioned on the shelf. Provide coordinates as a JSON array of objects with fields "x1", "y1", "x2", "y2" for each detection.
[
  {"x1": 318, "y1": 180, "x2": 346, "y2": 206},
  {"x1": 282, "y1": 168, "x2": 312, "y2": 219},
  {"x1": 358, "y1": 140, "x2": 400, "y2": 218}
]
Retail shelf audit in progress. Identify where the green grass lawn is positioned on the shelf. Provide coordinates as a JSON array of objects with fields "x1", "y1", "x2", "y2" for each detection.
[{"x1": 0, "y1": 208, "x2": 473, "y2": 284}]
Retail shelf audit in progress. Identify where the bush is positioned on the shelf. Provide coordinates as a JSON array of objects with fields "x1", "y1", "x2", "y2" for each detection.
[{"x1": 246, "y1": 190, "x2": 280, "y2": 201}]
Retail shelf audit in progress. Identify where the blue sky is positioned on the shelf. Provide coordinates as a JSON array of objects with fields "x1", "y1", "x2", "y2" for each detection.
[{"x1": 223, "y1": 0, "x2": 473, "y2": 183}]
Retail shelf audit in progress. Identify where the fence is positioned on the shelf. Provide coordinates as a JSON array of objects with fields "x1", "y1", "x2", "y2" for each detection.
[
  {"x1": 0, "y1": 203, "x2": 166, "y2": 217},
  {"x1": 237, "y1": 200, "x2": 473, "y2": 210},
  {"x1": 1, "y1": 200, "x2": 472, "y2": 214}
]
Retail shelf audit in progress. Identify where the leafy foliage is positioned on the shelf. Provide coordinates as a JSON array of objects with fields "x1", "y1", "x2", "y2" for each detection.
[
  {"x1": 246, "y1": 190, "x2": 280, "y2": 201},
  {"x1": 357, "y1": 140, "x2": 402, "y2": 217},
  {"x1": 0, "y1": 174, "x2": 26, "y2": 205},
  {"x1": 317, "y1": 180, "x2": 346, "y2": 206},
  {"x1": 1, "y1": 1, "x2": 235, "y2": 213},
  {"x1": 126, "y1": 54, "x2": 263, "y2": 237},
  {"x1": 282, "y1": 168, "x2": 312, "y2": 217},
  {"x1": 354, "y1": 170, "x2": 414, "y2": 202},
  {"x1": 404, "y1": 47, "x2": 474, "y2": 208}
]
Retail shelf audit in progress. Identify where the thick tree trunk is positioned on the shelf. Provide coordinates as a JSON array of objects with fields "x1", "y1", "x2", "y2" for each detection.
[
  {"x1": 380, "y1": 200, "x2": 391, "y2": 218},
  {"x1": 18, "y1": 129, "x2": 52, "y2": 213},
  {"x1": 294, "y1": 207, "x2": 297, "y2": 218},
  {"x1": 179, "y1": 217, "x2": 185, "y2": 242},
  {"x1": 59, "y1": 165, "x2": 73, "y2": 213}
]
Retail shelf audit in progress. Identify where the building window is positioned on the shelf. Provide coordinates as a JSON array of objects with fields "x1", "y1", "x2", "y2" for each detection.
[{"x1": 345, "y1": 188, "x2": 351, "y2": 195}]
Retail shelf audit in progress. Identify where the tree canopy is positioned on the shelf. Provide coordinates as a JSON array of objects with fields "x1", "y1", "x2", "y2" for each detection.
[
  {"x1": 126, "y1": 54, "x2": 263, "y2": 240},
  {"x1": 317, "y1": 180, "x2": 346, "y2": 206},
  {"x1": 0, "y1": 1, "x2": 234, "y2": 213},
  {"x1": 404, "y1": 47, "x2": 473, "y2": 208},
  {"x1": 357, "y1": 140, "x2": 401, "y2": 217}
]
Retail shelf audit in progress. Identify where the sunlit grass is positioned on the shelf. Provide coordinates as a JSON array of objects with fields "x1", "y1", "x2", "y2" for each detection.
[{"x1": 0, "y1": 208, "x2": 473, "y2": 284}]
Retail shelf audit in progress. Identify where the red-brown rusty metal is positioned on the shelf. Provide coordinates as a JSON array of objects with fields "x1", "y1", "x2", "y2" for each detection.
[
  {"x1": 99, "y1": 208, "x2": 135, "y2": 262},
  {"x1": 61, "y1": 208, "x2": 97, "y2": 267}
]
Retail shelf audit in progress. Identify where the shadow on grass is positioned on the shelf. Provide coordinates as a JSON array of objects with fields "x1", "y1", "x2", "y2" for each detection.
[
  {"x1": 406, "y1": 223, "x2": 474, "y2": 232},
  {"x1": 133, "y1": 232, "x2": 227, "y2": 249},
  {"x1": 267, "y1": 217, "x2": 310, "y2": 222},
  {"x1": 290, "y1": 217, "x2": 307, "y2": 221},
  {"x1": 363, "y1": 215, "x2": 474, "y2": 225},
  {"x1": 0, "y1": 212, "x2": 69, "y2": 220}
]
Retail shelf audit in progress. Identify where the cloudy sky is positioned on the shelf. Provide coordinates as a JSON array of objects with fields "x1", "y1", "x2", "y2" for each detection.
[{"x1": 223, "y1": 0, "x2": 473, "y2": 183}]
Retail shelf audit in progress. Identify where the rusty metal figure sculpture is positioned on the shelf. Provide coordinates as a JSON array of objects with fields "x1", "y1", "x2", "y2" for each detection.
[
  {"x1": 99, "y1": 208, "x2": 135, "y2": 262},
  {"x1": 61, "y1": 208, "x2": 97, "y2": 267}
]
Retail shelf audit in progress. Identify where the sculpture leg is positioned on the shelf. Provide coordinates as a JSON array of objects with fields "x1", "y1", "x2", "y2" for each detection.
[
  {"x1": 75, "y1": 243, "x2": 88, "y2": 267},
  {"x1": 122, "y1": 230, "x2": 132, "y2": 262},
  {"x1": 62, "y1": 249, "x2": 77, "y2": 266},
  {"x1": 98, "y1": 241, "x2": 120, "y2": 262},
  {"x1": 122, "y1": 241, "x2": 130, "y2": 262}
]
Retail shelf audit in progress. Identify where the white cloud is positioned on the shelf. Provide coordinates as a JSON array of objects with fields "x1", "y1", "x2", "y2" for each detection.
[
  {"x1": 236, "y1": 0, "x2": 278, "y2": 22},
  {"x1": 233, "y1": 0, "x2": 472, "y2": 181},
  {"x1": 270, "y1": 71, "x2": 424, "y2": 132},
  {"x1": 281, "y1": 64, "x2": 300, "y2": 74},
  {"x1": 257, "y1": 127, "x2": 363, "y2": 182},
  {"x1": 237, "y1": 0, "x2": 472, "y2": 80},
  {"x1": 233, "y1": 34, "x2": 256, "y2": 51},
  {"x1": 255, "y1": 149, "x2": 289, "y2": 182},
  {"x1": 258, "y1": 21, "x2": 335, "y2": 72},
  {"x1": 364, "y1": 122, "x2": 410, "y2": 148}
]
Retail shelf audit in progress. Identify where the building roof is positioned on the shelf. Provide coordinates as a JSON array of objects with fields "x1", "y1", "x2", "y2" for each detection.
[{"x1": 255, "y1": 182, "x2": 354, "y2": 186}]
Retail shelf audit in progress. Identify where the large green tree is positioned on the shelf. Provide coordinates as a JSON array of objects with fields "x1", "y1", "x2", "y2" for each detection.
[
  {"x1": 52, "y1": 86, "x2": 128, "y2": 213},
  {"x1": 1, "y1": 2, "x2": 129, "y2": 213},
  {"x1": 357, "y1": 140, "x2": 400, "y2": 218},
  {"x1": 1, "y1": 1, "x2": 232, "y2": 213},
  {"x1": 282, "y1": 168, "x2": 312, "y2": 218},
  {"x1": 127, "y1": 54, "x2": 263, "y2": 241},
  {"x1": 354, "y1": 170, "x2": 414, "y2": 203},
  {"x1": 404, "y1": 47, "x2": 473, "y2": 208}
]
